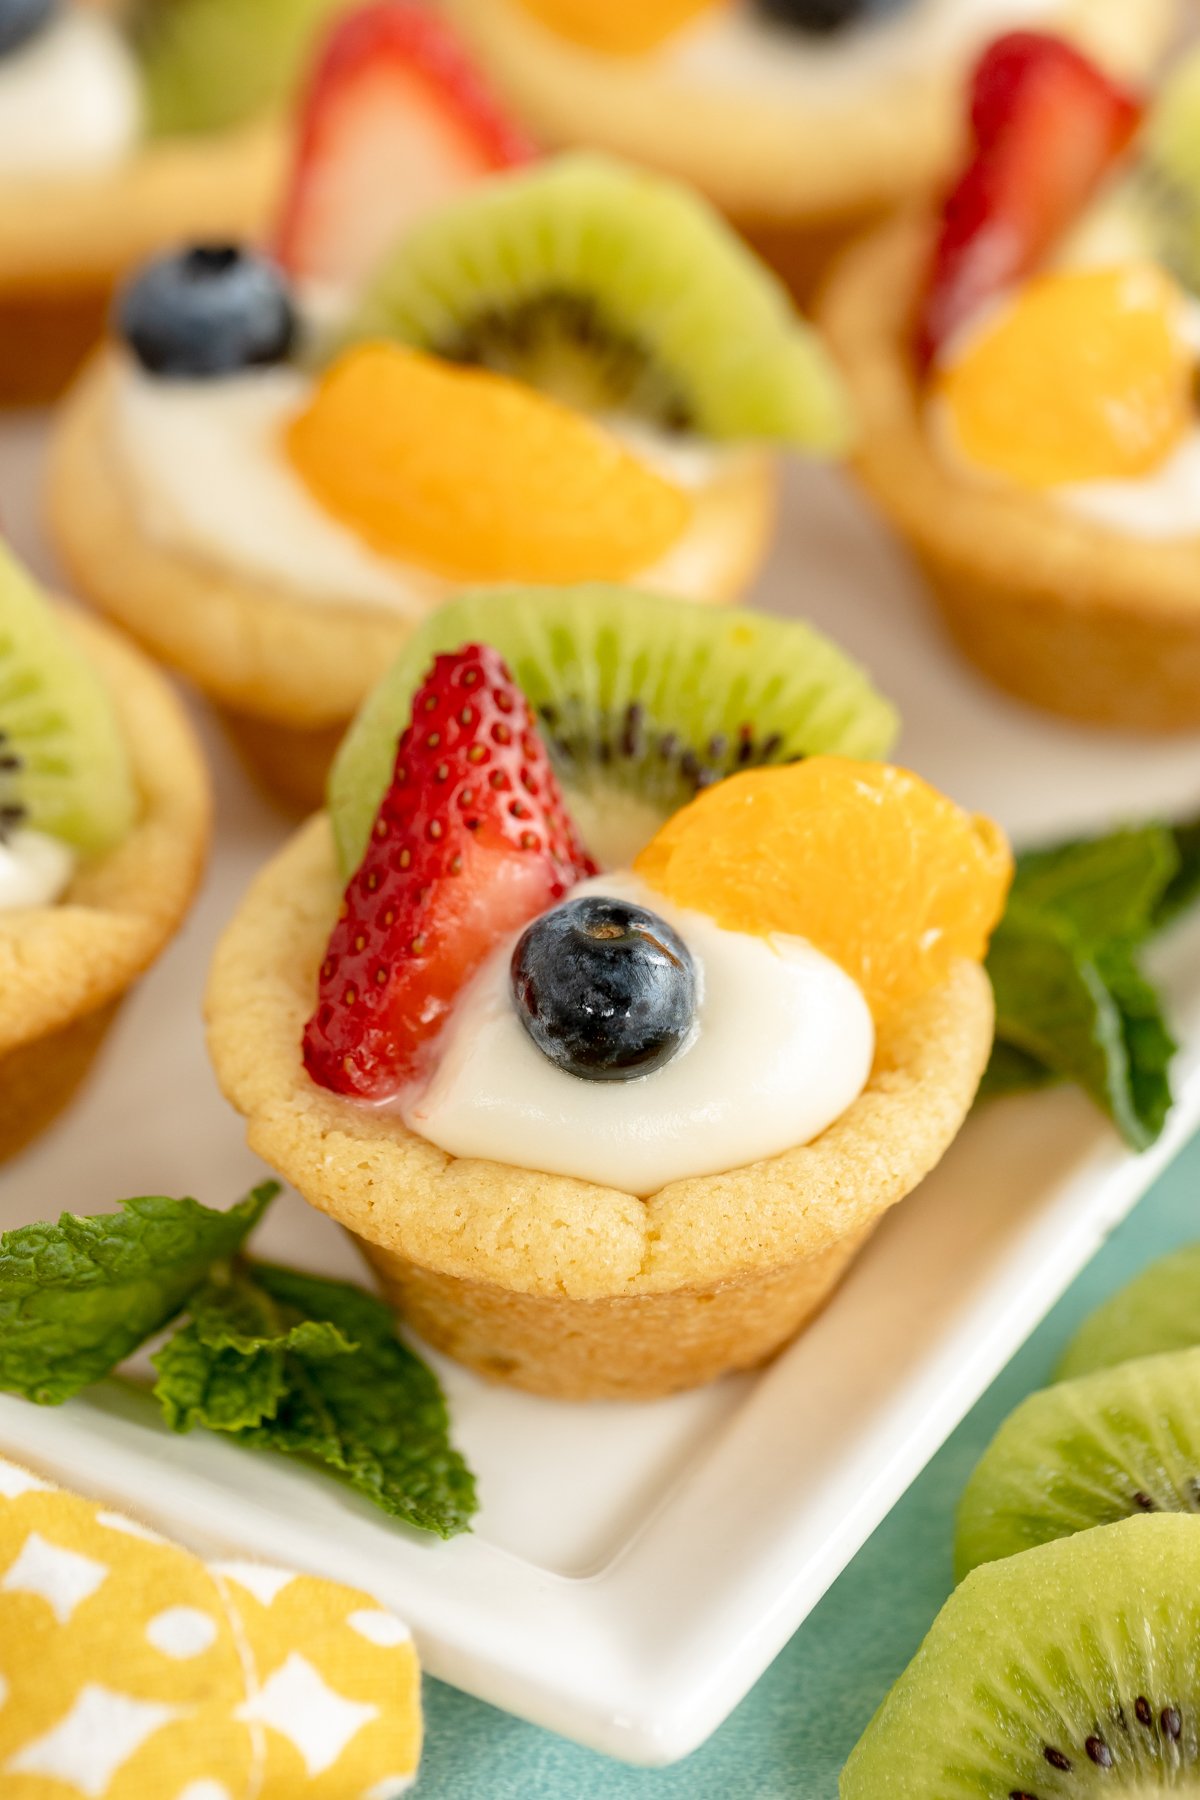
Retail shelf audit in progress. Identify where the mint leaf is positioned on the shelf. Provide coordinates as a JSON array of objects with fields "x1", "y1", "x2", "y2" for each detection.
[
  {"x1": 153, "y1": 1263, "x2": 355, "y2": 1434},
  {"x1": 1155, "y1": 815, "x2": 1200, "y2": 932},
  {"x1": 987, "y1": 906, "x2": 1174, "y2": 1149},
  {"x1": 1011, "y1": 826, "x2": 1179, "y2": 946},
  {"x1": 233, "y1": 1264, "x2": 477, "y2": 1539},
  {"x1": 0, "y1": 1186, "x2": 279, "y2": 1405}
]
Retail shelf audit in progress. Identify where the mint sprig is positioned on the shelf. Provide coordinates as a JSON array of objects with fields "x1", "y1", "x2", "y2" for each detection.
[
  {"x1": 980, "y1": 819, "x2": 1196, "y2": 1147},
  {"x1": 0, "y1": 1189, "x2": 477, "y2": 1538},
  {"x1": 0, "y1": 1186, "x2": 277, "y2": 1405}
]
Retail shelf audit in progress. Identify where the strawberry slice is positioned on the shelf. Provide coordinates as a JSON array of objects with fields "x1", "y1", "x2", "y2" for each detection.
[
  {"x1": 915, "y1": 32, "x2": 1142, "y2": 369},
  {"x1": 276, "y1": 2, "x2": 536, "y2": 289},
  {"x1": 304, "y1": 644, "x2": 594, "y2": 1101}
]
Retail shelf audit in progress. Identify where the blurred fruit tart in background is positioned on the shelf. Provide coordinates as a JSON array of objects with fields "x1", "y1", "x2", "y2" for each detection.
[
  {"x1": 206, "y1": 586, "x2": 1009, "y2": 1401},
  {"x1": 440, "y1": 0, "x2": 1176, "y2": 299},
  {"x1": 0, "y1": 541, "x2": 209, "y2": 1164},
  {"x1": 49, "y1": 30, "x2": 850, "y2": 815},
  {"x1": 0, "y1": 0, "x2": 527, "y2": 403},
  {"x1": 820, "y1": 31, "x2": 1200, "y2": 733}
]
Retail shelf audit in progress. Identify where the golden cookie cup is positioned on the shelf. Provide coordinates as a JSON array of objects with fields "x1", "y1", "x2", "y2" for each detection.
[
  {"x1": 205, "y1": 814, "x2": 994, "y2": 1401},
  {"x1": 0, "y1": 121, "x2": 284, "y2": 404},
  {"x1": 817, "y1": 216, "x2": 1200, "y2": 731},
  {"x1": 0, "y1": 610, "x2": 210, "y2": 1162},
  {"x1": 48, "y1": 351, "x2": 778, "y2": 812},
  {"x1": 442, "y1": 0, "x2": 1177, "y2": 300}
]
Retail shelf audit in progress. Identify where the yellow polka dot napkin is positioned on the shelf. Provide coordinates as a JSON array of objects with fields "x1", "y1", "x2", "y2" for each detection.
[{"x1": 0, "y1": 1455, "x2": 421, "y2": 1798}]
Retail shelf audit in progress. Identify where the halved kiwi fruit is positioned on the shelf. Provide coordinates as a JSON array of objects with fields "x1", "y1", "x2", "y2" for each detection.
[
  {"x1": 344, "y1": 154, "x2": 851, "y2": 450},
  {"x1": 1059, "y1": 1247, "x2": 1200, "y2": 1382},
  {"x1": 0, "y1": 546, "x2": 136, "y2": 855},
  {"x1": 328, "y1": 584, "x2": 898, "y2": 877},
  {"x1": 133, "y1": 0, "x2": 343, "y2": 136},
  {"x1": 956, "y1": 1349, "x2": 1200, "y2": 1579},
  {"x1": 843, "y1": 1515, "x2": 1200, "y2": 1797}
]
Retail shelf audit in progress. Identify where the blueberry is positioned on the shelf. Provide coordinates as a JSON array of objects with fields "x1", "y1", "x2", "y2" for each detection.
[
  {"x1": 0, "y1": 0, "x2": 56, "y2": 58},
  {"x1": 116, "y1": 245, "x2": 297, "y2": 379},
  {"x1": 753, "y1": 0, "x2": 909, "y2": 34},
  {"x1": 511, "y1": 895, "x2": 696, "y2": 1082}
]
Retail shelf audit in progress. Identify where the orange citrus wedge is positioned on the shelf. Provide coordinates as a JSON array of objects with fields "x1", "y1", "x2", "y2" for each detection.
[
  {"x1": 937, "y1": 264, "x2": 1192, "y2": 488},
  {"x1": 634, "y1": 759, "x2": 1012, "y2": 1018},
  {"x1": 516, "y1": 0, "x2": 724, "y2": 55},
  {"x1": 288, "y1": 343, "x2": 692, "y2": 583}
]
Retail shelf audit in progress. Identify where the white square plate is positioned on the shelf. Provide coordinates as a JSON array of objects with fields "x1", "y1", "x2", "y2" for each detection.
[{"x1": 5, "y1": 427, "x2": 1200, "y2": 1766}]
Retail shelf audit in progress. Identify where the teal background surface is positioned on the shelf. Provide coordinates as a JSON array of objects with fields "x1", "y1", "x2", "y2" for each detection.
[{"x1": 415, "y1": 1131, "x2": 1200, "y2": 1798}]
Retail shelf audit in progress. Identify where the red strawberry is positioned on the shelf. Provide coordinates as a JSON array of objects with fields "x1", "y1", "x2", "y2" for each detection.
[
  {"x1": 915, "y1": 32, "x2": 1142, "y2": 369},
  {"x1": 276, "y1": 2, "x2": 537, "y2": 288},
  {"x1": 304, "y1": 644, "x2": 593, "y2": 1101}
]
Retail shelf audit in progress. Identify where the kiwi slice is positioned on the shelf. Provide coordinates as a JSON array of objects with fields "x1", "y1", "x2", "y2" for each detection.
[
  {"x1": 1070, "y1": 48, "x2": 1200, "y2": 297},
  {"x1": 955, "y1": 1349, "x2": 1200, "y2": 1579},
  {"x1": 1058, "y1": 1247, "x2": 1200, "y2": 1382},
  {"x1": 328, "y1": 583, "x2": 898, "y2": 877},
  {"x1": 0, "y1": 546, "x2": 136, "y2": 856},
  {"x1": 133, "y1": 0, "x2": 345, "y2": 136},
  {"x1": 842, "y1": 1514, "x2": 1200, "y2": 1797},
  {"x1": 344, "y1": 154, "x2": 851, "y2": 450}
]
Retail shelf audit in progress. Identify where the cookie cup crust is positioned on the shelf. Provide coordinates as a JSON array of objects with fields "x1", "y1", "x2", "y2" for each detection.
[
  {"x1": 206, "y1": 815, "x2": 994, "y2": 1398},
  {"x1": 817, "y1": 218, "x2": 1200, "y2": 731},
  {"x1": 0, "y1": 124, "x2": 283, "y2": 402},
  {"x1": 49, "y1": 351, "x2": 776, "y2": 809},
  {"x1": 0, "y1": 610, "x2": 211, "y2": 1158},
  {"x1": 442, "y1": 0, "x2": 1174, "y2": 233}
]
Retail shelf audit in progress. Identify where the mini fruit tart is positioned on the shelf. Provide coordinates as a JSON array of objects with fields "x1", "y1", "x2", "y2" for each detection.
[
  {"x1": 440, "y1": 0, "x2": 1176, "y2": 297},
  {"x1": 49, "y1": 38, "x2": 849, "y2": 814},
  {"x1": 206, "y1": 587, "x2": 1008, "y2": 1400},
  {"x1": 0, "y1": 0, "x2": 298, "y2": 404},
  {"x1": 819, "y1": 32, "x2": 1200, "y2": 732},
  {"x1": 0, "y1": 541, "x2": 209, "y2": 1164}
]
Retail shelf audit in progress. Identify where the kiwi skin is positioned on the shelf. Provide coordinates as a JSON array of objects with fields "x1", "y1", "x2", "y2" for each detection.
[
  {"x1": 955, "y1": 1347, "x2": 1200, "y2": 1581},
  {"x1": 1058, "y1": 1246, "x2": 1200, "y2": 1382},
  {"x1": 842, "y1": 1514, "x2": 1200, "y2": 1798},
  {"x1": 327, "y1": 584, "x2": 899, "y2": 878}
]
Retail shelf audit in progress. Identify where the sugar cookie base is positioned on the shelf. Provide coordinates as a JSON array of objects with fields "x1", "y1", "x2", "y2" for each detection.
[{"x1": 206, "y1": 815, "x2": 994, "y2": 1400}]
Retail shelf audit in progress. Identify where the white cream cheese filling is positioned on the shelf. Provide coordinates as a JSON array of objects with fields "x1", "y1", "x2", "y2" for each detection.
[
  {"x1": 0, "y1": 829, "x2": 75, "y2": 910},
  {"x1": 110, "y1": 357, "x2": 734, "y2": 612},
  {"x1": 0, "y1": 9, "x2": 141, "y2": 178},
  {"x1": 404, "y1": 871, "x2": 875, "y2": 1197}
]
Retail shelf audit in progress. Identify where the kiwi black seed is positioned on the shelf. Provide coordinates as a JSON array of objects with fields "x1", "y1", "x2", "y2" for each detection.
[
  {"x1": 328, "y1": 583, "x2": 898, "y2": 877},
  {"x1": 842, "y1": 1515, "x2": 1200, "y2": 1797}
]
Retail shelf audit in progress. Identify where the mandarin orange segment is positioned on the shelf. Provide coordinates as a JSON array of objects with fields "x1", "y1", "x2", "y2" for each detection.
[
  {"x1": 634, "y1": 759, "x2": 1011, "y2": 1018},
  {"x1": 287, "y1": 343, "x2": 692, "y2": 582},
  {"x1": 936, "y1": 264, "x2": 1192, "y2": 489},
  {"x1": 515, "y1": 0, "x2": 723, "y2": 55}
]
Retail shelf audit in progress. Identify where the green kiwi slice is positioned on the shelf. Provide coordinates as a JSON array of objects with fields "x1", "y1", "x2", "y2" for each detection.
[
  {"x1": 842, "y1": 1514, "x2": 1200, "y2": 1797},
  {"x1": 328, "y1": 583, "x2": 898, "y2": 877},
  {"x1": 0, "y1": 546, "x2": 136, "y2": 855},
  {"x1": 133, "y1": 0, "x2": 345, "y2": 136},
  {"x1": 955, "y1": 1349, "x2": 1200, "y2": 1579},
  {"x1": 1065, "y1": 48, "x2": 1200, "y2": 296},
  {"x1": 1058, "y1": 1248, "x2": 1200, "y2": 1383},
  {"x1": 343, "y1": 154, "x2": 851, "y2": 450}
]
